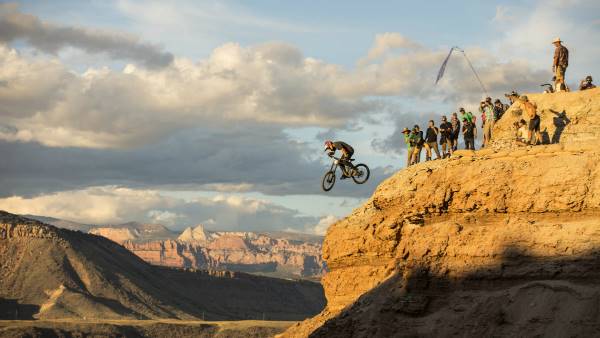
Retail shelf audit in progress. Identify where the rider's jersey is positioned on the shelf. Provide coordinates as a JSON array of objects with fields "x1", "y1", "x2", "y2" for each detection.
[{"x1": 332, "y1": 141, "x2": 354, "y2": 155}]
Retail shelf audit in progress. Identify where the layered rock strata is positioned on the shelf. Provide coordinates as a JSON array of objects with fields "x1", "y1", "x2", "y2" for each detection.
[{"x1": 283, "y1": 89, "x2": 600, "y2": 337}]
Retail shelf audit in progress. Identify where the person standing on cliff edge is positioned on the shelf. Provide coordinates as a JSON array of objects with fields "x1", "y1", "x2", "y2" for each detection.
[
  {"x1": 519, "y1": 95, "x2": 542, "y2": 145},
  {"x1": 402, "y1": 128, "x2": 412, "y2": 167},
  {"x1": 552, "y1": 37, "x2": 569, "y2": 92}
]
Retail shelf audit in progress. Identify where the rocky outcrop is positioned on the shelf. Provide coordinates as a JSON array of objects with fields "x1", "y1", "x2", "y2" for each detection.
[
  {"x1": 283, "y1": 88, "x2": 600, "y2": 337},
  {"x1": 89, "y1": 227, "x2": 139, "y2": 242},
  {"x1": 88, "y1": 222, "x2": 176, "y2": 242},
  {"x1": 178, "y1": 224, "x2": 209, "y2": 242}
]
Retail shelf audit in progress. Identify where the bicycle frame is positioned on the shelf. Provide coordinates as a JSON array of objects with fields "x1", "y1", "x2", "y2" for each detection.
[{"x1": 328, "y1": 154, "x2": 353, "y2": 175}]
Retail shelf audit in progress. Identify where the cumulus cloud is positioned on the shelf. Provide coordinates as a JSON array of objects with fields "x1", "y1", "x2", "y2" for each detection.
[
  {"x1": 0, "y1": 185, "x2": 318, "y2": 232},
  {"x1": 362, "y1": 33, "x2": 423, "y2": 62},
  {"x1": 309, "y1": 215, "x2": 338, "y2": 235},
  {"x1": 0, "y1": 3, "x2": 173, "y2": 68},
  {"x1": 0, "y1": 42, "x2": 376, "y2": 148},
  {"x1": 0, "y1": 128, "x2": 389, "y2": 198}
]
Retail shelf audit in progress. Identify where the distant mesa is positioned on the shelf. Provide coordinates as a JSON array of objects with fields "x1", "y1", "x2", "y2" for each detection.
[{"x1": 89, "y1": 227, "x2": 140, "y2": 242}]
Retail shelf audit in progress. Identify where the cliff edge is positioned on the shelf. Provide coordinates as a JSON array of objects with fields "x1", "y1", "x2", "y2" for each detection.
[{"x1": 283, "y1": 88, "x2": 600, "y2": 337}]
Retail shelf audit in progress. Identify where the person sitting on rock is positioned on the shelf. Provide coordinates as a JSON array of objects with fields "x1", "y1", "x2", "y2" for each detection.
[
  {"x1": 324, "y1": 140, "x2": 354, "y2": 179},
  {"x1": 402, "y1": 127, "x2": 412, "y2": 167},
  {"x1": 541, "y1": 77, "x2": 556, "y2": 94},
  {"x1": 514, "y1": 119, "x2": 529, "y2": 146},
  {"x1": 519, "y1": 95, "x2": 542, "y2": 145},
  {"x1": 439, "y1": 116, "x2": 453, "y2": 158},
  {"x1": 462, "y1": 118, "x2": 476, "y2": 150},
  {"x1": 580, "y1": 76, "x2": 596, "y2": 91},
  {"x1": 424, "y1": 120, "x2": 441, "y2": 161}
]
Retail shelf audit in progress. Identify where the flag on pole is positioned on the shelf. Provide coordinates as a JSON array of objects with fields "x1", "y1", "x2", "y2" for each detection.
[{"x1": 435, "y1": 47, "x2": 455, "y2": 84}]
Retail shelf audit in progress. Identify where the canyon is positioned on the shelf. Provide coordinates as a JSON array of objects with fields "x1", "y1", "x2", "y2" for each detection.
[{"x1": 89, "y1": 224, "x2": 326, "y2": 279}]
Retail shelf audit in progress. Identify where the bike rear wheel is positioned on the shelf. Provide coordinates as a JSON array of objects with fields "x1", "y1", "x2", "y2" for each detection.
[
  {"x1": 322, "y1": 171, "x2": 336, "y2": 191},
  {"x1": 351, "y1": 164, "x2": 370, "y2": 184}
]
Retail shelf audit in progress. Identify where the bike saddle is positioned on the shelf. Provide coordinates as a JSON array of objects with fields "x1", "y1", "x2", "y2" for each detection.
[{"x1": 350, "y1": 158, "x2": 355, "y2": 161}]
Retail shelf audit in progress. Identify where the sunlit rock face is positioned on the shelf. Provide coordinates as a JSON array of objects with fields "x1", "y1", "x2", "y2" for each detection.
[{"x1": 283, "y1": 89, "x2": 600, "y2": 337}]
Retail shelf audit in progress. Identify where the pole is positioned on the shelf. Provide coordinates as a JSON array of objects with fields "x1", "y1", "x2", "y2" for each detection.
[
  {"x1": 454, "y1": 47, "x2": 489, "y2": 97},
  {"x1": 435, "y1": 46, "x2": 489, "y2": 97}
]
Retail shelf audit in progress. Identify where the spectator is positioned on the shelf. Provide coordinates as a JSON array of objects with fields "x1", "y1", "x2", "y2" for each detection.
[
  {"x1": 439, "y1": 116, "x2": 453, "y2": 158},
  {"x1": 409, "y1": 125, "x2": 424, "y2": 165},
  {"x1": 459, "y1": 107, "x2": 473, "y2": 124},
  {"x1": 462, "y1": 118, "x2": 476, "y2": 150},
  {"x1": 580, "y1": 76, "x2": 596, "y2": 91},
  {"x1": 424, "y1": 120, "x2": 441, "y2": 161},
  {"x1": 480, "y1": 98, "x2": 495, "y2": 148},
  {"x1": 519, "y1": 95, "x2": 542, "y2": 145},
  {"x1": 514, "y1": 119, "x2": 529, "y2": 146},
  {"x1": 451, "y1": 112, "x2": 461, "y2": 151},
  {"x1": 505, "y1": 90, "x2": 520, "y2": 105},
  {"x1": 542, "y1": 77, "x2": 556, "y2": 93},
  {"x1": 402, "y1": 127, "x2": 412, "y2": 167},
  {"x1": 552, "y1": 37, "x2": 569, "y2": 92},
  {"x1": 494, "y1": 99, "x2": 506, "y2": 121}
]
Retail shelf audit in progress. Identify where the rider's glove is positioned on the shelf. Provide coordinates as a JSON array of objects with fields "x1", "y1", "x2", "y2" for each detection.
[{"x1": 327, "y1": 151, "x2": 334, "y2": 157}]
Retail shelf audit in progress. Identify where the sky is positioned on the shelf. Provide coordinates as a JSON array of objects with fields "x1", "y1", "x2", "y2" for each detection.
[{"x1": 0, "y1": 0, "x2": 598, "y2": 234}]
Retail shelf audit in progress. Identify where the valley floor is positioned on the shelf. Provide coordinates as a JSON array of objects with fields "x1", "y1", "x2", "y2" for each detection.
[{"x1": 0, "y1": 319, "x2": 296, "y2": 338}]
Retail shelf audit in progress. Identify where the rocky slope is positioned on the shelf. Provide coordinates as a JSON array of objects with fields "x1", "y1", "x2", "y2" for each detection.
[
  {"x1": 0, "y1": 211, "x2": 325, "y2": 321},
  {"x1": 283, "y1": 88, "x2": 600, "y2": 337}
]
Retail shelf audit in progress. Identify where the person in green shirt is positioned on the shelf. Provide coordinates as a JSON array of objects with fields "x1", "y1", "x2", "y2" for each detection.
[
  {"x1": 402, "y1": 127, "x2": 412, "y2": 167},
  {"x1": 408, "y1": 125, "x2": 424, "y2": 165},
  {"x1": 459, "y1": 107, "x2": 474, "y2": 124}
]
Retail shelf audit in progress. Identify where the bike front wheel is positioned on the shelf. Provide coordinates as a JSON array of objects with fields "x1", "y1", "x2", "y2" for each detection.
[
  {"x1": 322, "y1": 171, "x2": 336, "y2": 191},
  {"x1": 351, "y1": 164, "x2": 370, "y2": 184}
]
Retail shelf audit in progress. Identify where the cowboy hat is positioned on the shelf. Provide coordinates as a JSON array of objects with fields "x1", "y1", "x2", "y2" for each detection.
[{"x1": 552, "y1": 37, "x2": 562, "y2": 44}]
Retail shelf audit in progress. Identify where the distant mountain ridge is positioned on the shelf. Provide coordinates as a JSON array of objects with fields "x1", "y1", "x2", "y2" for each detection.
[
  {"x1": 20, "y1": 214, "x2": 326, "y2": 279},
  {"x1": 0, "y1": 211, "x2": 325, "y2": 321}
]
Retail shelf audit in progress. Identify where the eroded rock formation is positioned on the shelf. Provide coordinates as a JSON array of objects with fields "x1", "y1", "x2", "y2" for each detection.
[
  {"x1": 120, "y1": 231, "x2": 326, "y2": 278},
  {"x1": 283, "y1": 89, "x2": 600, "y2": 337}
]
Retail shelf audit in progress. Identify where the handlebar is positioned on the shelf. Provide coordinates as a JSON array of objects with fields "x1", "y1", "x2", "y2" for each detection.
[{"x1": 327, "y1": 153, "x2": 341, "y2": 161}]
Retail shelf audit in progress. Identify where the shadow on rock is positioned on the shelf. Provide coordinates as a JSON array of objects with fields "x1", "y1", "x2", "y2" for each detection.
[{"x1": 310, "y1": 244, "x2": 600, "y2": 338}]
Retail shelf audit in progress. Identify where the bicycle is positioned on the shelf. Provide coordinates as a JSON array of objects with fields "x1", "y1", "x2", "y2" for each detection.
[{"x1": 321, "y1": 153, "x2": 370, "y2": 191}]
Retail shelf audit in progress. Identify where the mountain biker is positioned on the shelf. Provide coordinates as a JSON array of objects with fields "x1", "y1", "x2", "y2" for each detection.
[{"x1": 324, "y1": 140, "x2": 355, "y2": 179}]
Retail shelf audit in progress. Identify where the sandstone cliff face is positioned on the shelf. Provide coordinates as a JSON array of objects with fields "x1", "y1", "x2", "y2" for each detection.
[{"x1": 283, "y1": 88, "x2": 600, "y2": 337}]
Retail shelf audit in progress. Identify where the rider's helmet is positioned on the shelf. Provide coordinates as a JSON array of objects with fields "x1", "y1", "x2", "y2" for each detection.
[
  {"x1": 324, "y1": 140, "x2": 334, "y2": 150},
  {"x1": 586, "y1": 75, "x2": 593, "y2": 82}
]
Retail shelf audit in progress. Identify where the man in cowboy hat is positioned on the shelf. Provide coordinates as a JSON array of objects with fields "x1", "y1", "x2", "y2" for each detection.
[{"x1": 552, "y1": 37, "x2": 569, "y2": 92}]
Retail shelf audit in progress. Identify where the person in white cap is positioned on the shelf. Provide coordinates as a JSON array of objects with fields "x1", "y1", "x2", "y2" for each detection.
[{"x1": 552, "y1": 37, "x2": 569, "y2": 92}]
